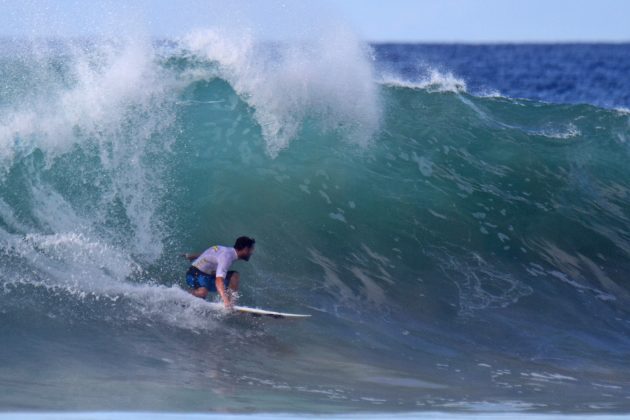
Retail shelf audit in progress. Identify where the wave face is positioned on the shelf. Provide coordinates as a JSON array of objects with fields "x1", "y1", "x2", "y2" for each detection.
[{"x1": 1, "y1": 35, "x2": 630, "y2": 414}]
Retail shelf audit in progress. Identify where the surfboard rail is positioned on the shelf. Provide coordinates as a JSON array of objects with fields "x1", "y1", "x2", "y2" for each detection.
[{"x1": 207, "y1": 302, "x2": 311, "y2": 319}]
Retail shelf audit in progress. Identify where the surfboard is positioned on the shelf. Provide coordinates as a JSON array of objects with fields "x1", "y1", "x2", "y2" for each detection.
[{"x1": 208, "y1": 302, "x2": 311, "y2": 319}]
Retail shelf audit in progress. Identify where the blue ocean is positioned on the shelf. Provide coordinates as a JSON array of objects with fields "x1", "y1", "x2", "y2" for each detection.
[{"x1": 1, "y1": 30, "x2": 630, "y2": 418}]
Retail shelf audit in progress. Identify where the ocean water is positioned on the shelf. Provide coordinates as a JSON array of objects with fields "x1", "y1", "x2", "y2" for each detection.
[{"x1": 1, "y1": 32, "x2": 630, "y2": 417}]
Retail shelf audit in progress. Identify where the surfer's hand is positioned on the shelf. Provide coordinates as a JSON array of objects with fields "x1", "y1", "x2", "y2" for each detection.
[{"x1": 223, "y1": 298, "x2": 234, "y2": 311}]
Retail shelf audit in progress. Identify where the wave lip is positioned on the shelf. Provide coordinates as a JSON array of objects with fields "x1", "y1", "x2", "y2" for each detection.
[
  {"x1": 379, "y1": 69, "x2": 467, "y2": 93},
  {"x1": 179, "y1": 27, "x2": 381, "y2": 156}
]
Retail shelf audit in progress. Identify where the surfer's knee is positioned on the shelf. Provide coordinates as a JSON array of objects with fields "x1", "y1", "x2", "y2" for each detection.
[{"x1": 192, "y1": 287, "x2": 209, "y2": 299}]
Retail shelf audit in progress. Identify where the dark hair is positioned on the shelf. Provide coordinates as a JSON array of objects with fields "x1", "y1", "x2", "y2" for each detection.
[{"x1": 234, "y1": 236, "x2": 256, "y2": 250}]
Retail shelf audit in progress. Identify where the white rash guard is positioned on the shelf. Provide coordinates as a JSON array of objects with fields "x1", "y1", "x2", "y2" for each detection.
[{"x1": 192, "y1": 245, "x2": 238, "y2": 277}]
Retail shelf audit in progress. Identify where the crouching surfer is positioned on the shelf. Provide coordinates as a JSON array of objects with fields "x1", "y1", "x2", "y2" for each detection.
[{"x1": 182, "y1": 236, "x2": 255, "y2": 309}]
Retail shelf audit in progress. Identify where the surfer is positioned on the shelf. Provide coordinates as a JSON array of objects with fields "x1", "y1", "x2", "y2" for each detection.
[{"x1": 182, "y1": 236, "x2": 255, "y2": 308}]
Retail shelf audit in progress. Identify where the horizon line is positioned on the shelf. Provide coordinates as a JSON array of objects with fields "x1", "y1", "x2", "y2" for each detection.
[{"x1": 0, "y1": 34, "x2": 629, "y2": 45}]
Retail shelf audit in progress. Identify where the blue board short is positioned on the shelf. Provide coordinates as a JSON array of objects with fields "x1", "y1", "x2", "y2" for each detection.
[{"x1": 186, "y1": 266, "x2": 236, "y2": 292}]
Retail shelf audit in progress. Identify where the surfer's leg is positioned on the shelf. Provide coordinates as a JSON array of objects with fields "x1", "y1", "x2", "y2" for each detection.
[
  {"x1": 224, "y1": 271, "x2": 239, "y2": 302},
  {"x1": 186, "y1": 266, "x2": 210, "y2": 299},
  {"x1": 227, "y1": 271, "x2": 240, "y2": 292},
  {"x1": 191, "y1": 287, "x2": 209, "y2": 299}
]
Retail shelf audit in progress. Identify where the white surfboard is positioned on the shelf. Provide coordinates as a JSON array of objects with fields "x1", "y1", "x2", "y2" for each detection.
[{"x1": 208, "y1": 302, "x2": 311, "y2": 319}]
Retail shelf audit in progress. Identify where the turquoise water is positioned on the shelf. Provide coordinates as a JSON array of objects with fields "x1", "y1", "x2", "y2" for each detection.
[
  {"x1": 3, "y1": 413, "x2": 630, "y2": 420},
  {"x1": 0, "y1": 33, "x2": 629, "y2": 414}
]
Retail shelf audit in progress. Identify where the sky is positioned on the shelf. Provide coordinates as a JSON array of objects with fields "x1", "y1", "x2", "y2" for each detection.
[
  {"x1": 330, "y1": 0, "x2": 630, "y2": 42},
  {"x1": 0, "y1": 0, "x2": 628, "y2": 42}
]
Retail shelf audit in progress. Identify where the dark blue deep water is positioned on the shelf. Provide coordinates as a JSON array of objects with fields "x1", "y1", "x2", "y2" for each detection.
[{"x1": 374, "y1": 43, "x2": 630, "y2": 108}]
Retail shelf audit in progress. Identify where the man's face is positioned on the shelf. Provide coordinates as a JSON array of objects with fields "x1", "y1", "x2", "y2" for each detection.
[{"x1": 241, "y1": 246, "x2": 255, "y2": 261}]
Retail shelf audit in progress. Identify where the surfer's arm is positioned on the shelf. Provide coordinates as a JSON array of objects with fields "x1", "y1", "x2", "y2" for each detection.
[
  {"x1": 215, "y1": 277, "x2": 232, "y2": 308},
  {"x1": 215, "y1": 259, "x2": 233, "y2": 308},
  {"x1": 181, "y1": 253, "x2": 200, "y2": 261}
]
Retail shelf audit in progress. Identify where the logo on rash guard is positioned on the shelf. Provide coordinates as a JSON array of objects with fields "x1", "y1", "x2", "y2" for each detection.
[{"x1": 212, "y1": 245, "x2": 219, "y2": 252}]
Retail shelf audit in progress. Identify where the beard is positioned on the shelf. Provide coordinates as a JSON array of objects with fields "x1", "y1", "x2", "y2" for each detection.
[{"x1": 241, "y1": 254, "x2": 251, "y2": 261}]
